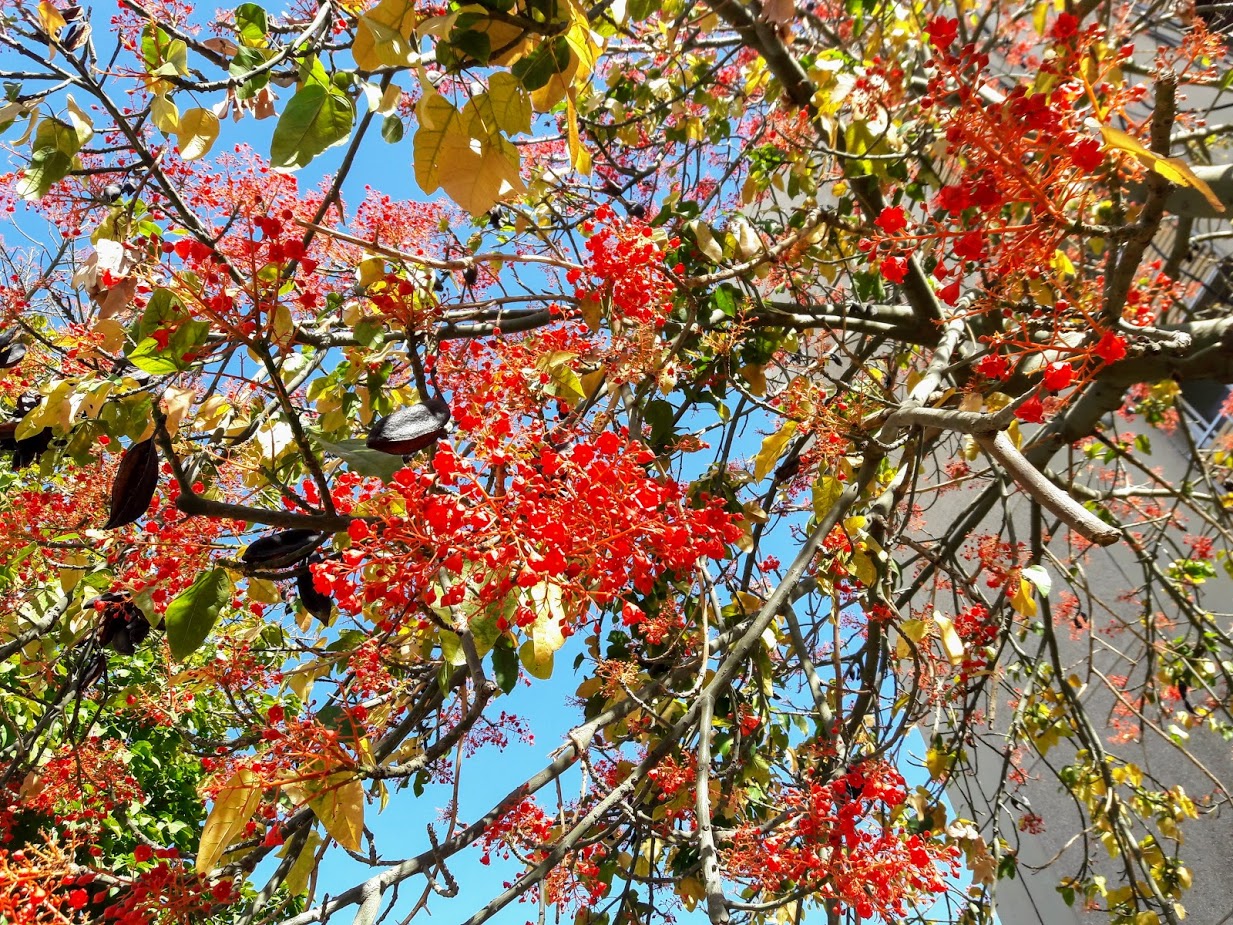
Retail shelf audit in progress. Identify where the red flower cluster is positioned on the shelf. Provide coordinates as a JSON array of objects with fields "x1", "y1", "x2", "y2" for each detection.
[
  {"x1": 569, "y1": 204, "x2": 678, "y2": 327},
  {"x1": 725, "y1": 760, "x2": 958, "y2": 920},
  {"x1": 320, "y1": 434, "x2": 742, "y2": 635}
]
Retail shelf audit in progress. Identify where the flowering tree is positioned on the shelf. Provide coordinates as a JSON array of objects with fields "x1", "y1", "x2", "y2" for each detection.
[{"x1": 3, "y1": 0, "x2": 1233, "y2": 922}]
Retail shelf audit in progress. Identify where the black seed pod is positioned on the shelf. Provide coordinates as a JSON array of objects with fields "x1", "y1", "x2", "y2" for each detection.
[
  {"x1": 298, "y1": 569, "x2": 333, "y2": 623},
  {"x1": 103, "y1": 439, "x2": 160, "y2": 529},
  {"x1": 0, "y1": 342, "x2": 26, "y2": 369},
  {"x1": 241, "y1": 529, "x2": 324, "y2": 568},
  {"x1": 366, "y1": 397, "x2": 451, "y2": 456}
]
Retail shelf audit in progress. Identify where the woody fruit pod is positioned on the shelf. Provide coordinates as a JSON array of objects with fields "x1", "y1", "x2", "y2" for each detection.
[
  {"x1": 366, "y1": 397, "x2": 451, "y2": 455},
  {"x1": 103, "y1": 439, "x2": 160, "y2": 529}
]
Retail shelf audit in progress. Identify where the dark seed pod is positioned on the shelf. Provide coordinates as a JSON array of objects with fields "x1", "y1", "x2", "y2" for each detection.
[
  {"x1": 89, "y1": 592, "x2": 151, "y2": 655},
  {"x1": 367, "y1": 397, "x2": 451, "y2": 456},
  {"x1": 11, "y1": 428, "x2": 53, "y2": 470},
  {"x1": 2, "y1": 394, "x2": 52, "y2": 469},
  {"x1": 0, "y1": 342, "x2": 26, "y2": 369},
  {"x1": 241, "y1": 529, "x2": 324, "y2": 568},
  {"x1": 103, "y1": 439, "x2": 160, "y2": 529},
  {"x1": 298, "y1": 569, "x2": 333, "y2": 623}
]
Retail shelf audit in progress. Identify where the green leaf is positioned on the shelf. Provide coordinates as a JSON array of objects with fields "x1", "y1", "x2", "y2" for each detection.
[
  {"x1": 127, "y1": 337, "x2": 184, "y2": 375},
  {"x1": 511, "y1": 36, "x2": 570, "y2": 92},
  {"x1": 234, "y1": 3, "x2": 269, "y2": 47},
  {"x1": 165, "y1": 568, "x2": 233, "y2": 660},
  {"x1": 270, "y1": 84, "x2": 355, "y2": 171},
  {"x1": 310, "y1": 432, "x2": 404, "y2": 482},
  {"x1": 16, "y1": 147, "x2": 72, "y2": 200},
  {"x1": 492, "y1": 642, "x2": 518, "y2": 693},
  {"x1": 381, "y1": 114, "x2": 403, "y2": 143},
  {"x1": 126, "y1": 319, "x2": 211, "y2": 373}
]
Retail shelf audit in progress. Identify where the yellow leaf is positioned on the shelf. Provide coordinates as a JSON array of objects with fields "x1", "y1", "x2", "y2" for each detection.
[
  {"x1": 151, "y1": 95, "x2": 179, "y2": 134},
  {"x1": 1150, "y1": 379, "x2": 1180, "y2": 402},
  {"x1": 1101, "y1": 125, "x2": 1225, "y2": 214},
  {"x1": 519, "y1": 582, "x2": 565, "y2": 679},
  {"x1": 307, "y1": 771, "x2": 365, "y2": 852},
  {"x1": 932, "y1": 611, "x2": 964, "y2": 666},
  {"x1": 925, "y1": 746, "x2": 950, "y2": 780},
  {"x1": 353, "y1": 0, "x2": 418, "y2": 70},
  {"x1": 1011, "y1": 577, "x2": 1038, "y2": 618},
  {"x1": 811, "y1": 473, "x2": 843, "y2": 519},
  {"x1": 752, "y1": 421, "x2": 797, "y2": 481},
  {"x1": 198, "y1": 767, "x2": 264, "y2": 872},
  {"x1": 38, "y1": 0, "x2": 66, "y2": 40},
  {"x1": 414, "y1": 92, "x2": 525, "y2": 215},
  {"x1": 529, "y1": 3, "x2": 599, "y2": 112},
  {"x1": 734, "y1": 591, "x2": 763, "y2": 615},
  {"x1": 413, "y1": 92, "x2": 471, "y2": 191},
  {"x1": 850, "y1": 549, "x2": 876, "y2": 587},
  {"x1": 358, "y1": 256, "x2": 385, "y2": 287},
  {"x1": 579, "y1": 295, "x2": 602, "y2": 333},
  {"x1": 899, "y1": 618, "x2": 927, "y2": 643},
  {"x1": 161, "y1": 385, "x2": 196, "y2": 438},
  {"x1": 177, "y1": 108, "x2": 220, "y2": 161},
  {"x1": 1050, "y1": 248, "x2": 1075, "y2": 277},
  {"x1": 279, "y1": 829, "x2": 322, "y2": 895},
  {"x1": 565, "y1": 90, "x2": 591, "y2": 175},
  {"x1": 485, "y1": 72, "x2": 531, "y2": 136},
  {"x1": 677, "y1": 876, "x2": 706, "y2": 912},
  {"x1": 739, "y1": 363, "x2": 766, "y2": 396},
  {"x1": 194, "y1": 395, "x2": 231, "y2": 431},
  {"x1": 580, "y1": 368, "x2": 606, "y2": 399}
]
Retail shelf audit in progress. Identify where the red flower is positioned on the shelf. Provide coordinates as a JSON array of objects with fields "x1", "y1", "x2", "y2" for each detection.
[
  {"x1": 1051, "y1": 12, "x2": 1079, "y2": 40},
  {"x1": 879, "y1": 256, "x2": 908, "y2": 284},
  {"x1": 938, "y1": 280, "x2": 962, "y2": 306},
  {"x1": 68, "y1": 889, "x2": 88, "y2": 910},
  {"x1": 621, "y1": 601, "x2": 646, "y2": 626},
  {"x1": 952, "y1": 231, "x2": 986, "y2": 263},
  {"x1": 1015, "y1": 395, "x2": 1046, "y2": 424},
  {"x1": 1069, "y1": 137, "x2": 1104, "y2": 172},
  {"x1": 975, "y1": 353, "x2": 1010, "y2": 380},
  {"x1": 1094, "y1": 331, "x2": 1127, "y2": 364},
  {"x1": 133, "y1": 844, "x2": 153, "y2": 863},
  {"x1": 926, "y1": 16, "x2": 959, "y2": 52},
  {"x1": 1041, "y1": 362, "x2": 1074, "y2": 391},
  {"x1": 875, "y1": 206, "x2": 908, "y2": 234}
]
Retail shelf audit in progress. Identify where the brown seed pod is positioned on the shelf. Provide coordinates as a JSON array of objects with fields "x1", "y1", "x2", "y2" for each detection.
[
  {"x1": 366, "y1": 397, "x2": 450, "y2": 456},
  {"x1": 89, "y1": 592, "x2": 152, "y2": 655},
  {"x1": 241, "y1": 529, "x2": 324, "y2": 568},
  {"x1": 298, "y1": 568, "x2": 333, "y2": 623},
  {"x1": 103, "y1": 439, "x2": 160, "y2": 529}
]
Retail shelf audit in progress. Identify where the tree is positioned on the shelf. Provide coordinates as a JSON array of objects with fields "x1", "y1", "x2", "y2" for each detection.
[{"x1": 2, "y1": 0, "x2": 1233, "y2": 922}]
